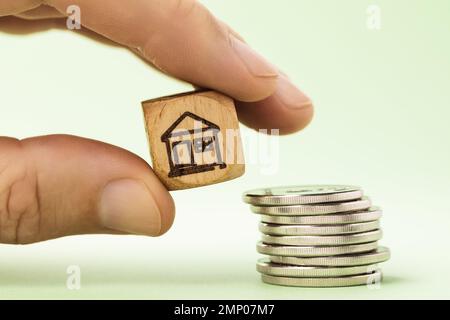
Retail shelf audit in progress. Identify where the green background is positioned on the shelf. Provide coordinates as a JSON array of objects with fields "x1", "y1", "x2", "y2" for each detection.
[{"x1": 1, "y1": 0, "x2": 449, "y2": 299}]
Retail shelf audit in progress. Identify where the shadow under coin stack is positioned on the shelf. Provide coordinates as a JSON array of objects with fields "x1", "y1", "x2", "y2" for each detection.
[{"x1": 243, "y1": 185, "x2": 391, "y2": 287}]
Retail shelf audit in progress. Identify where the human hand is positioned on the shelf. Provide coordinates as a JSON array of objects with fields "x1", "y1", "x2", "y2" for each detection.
[{"x1": 0, "y1": 0, "x2": 313, "y2": 244}]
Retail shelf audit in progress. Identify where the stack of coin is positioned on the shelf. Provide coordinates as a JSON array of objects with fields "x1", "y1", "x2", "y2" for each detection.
[{"x1": 243, "y1": 185, "x2": 390, "y2": 287}]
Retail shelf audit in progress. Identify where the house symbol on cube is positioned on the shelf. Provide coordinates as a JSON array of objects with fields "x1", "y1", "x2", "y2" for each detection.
[{"x1": 161, "y1": 112, "x2": 227, "y2": 178}]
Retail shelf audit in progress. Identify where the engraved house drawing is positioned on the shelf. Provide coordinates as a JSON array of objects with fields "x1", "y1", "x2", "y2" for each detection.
[{"x1": 161, "y1": 112, "x2": 227, "y2": 178}]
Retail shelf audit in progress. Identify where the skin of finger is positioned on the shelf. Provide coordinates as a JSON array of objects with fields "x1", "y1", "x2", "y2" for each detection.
[
  {"x1": 4, "y1": 0, "x2": 313, "y2": 135},
  {"x1": 15, "y1": 5, "x2": 65, "y2": 19},
  {"x1": 236, "y1": 95, "x2": 314, "y2": 135},
  {"x1": 32, "y1": 0, "x2": 312, "y2": 134},
  {"x1": 0, "y1": 135, "x2": 175, "y2": 244},
  {"x1": 46, "y1": 0, "x2": 278, "y2": 102},
  {"x1": 0, "y1": 0, "x2": 42, "y2": 16}
]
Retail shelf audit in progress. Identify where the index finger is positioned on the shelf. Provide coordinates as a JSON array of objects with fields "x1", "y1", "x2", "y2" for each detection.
[
  {"x1": 48, "y1": 0, "x2": 279, "y2": 102},
  {"x1": 48, "y1": 0, "x2": 314, "y2": 134}
]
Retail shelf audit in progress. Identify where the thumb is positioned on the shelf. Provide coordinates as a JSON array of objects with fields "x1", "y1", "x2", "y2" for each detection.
[{"x1": 0, "y1": 135, "x2": 175, "y2": 244}]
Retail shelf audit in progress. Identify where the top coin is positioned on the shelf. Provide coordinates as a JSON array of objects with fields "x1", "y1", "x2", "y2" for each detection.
[{"x1": 243, "y1": 185, "x2": 363, "y2": 206}]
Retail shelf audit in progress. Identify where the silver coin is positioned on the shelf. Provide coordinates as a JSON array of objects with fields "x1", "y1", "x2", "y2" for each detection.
[
  {"x1": 243, "y1": 185, "x2": 363, "y2": 206},
  {"x1": 270, "y1": 247, "x2": 390, "y2": 267},
  {"x1": 257, "y1": 259, "x2": 380, "y2": 277},
  {"x1": 261, "y1": 271, "x2": 382, "y2": 287},
  {"x1": 261, "y1": 230, "x2": 382, "y2": 246},
  {"x1": 251, "y1": 197, "x2": 372, "y2": 216},
  {"x1": 259, "y1": 220, "x2": 380, "y2": 236},
  {"x1": 260, "y1": 207, "x2": 382, "y2": 225},
  {"x1": 257, "y1": 241, "x2": 379, "y2": 257}
]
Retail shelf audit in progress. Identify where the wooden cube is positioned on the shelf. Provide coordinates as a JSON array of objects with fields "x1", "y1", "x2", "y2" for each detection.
[{"x1": 142, "y1": 90, "x2": 245, "y2": 190}]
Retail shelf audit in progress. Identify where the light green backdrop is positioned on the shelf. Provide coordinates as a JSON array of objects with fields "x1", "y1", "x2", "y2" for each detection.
[{"x1": 1, "y1": 0, "x2": 449, "y2": 299}]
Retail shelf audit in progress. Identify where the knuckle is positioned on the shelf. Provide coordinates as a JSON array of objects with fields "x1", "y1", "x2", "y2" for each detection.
[
  {"x1": 141, "y1": 0, "x2": 226, "y2": 72},
  {"x1": 170, "y1": 0, "x2": 198, "y2": 19},
  {"x1": 0, "y1": 139, "x2": 41, "y2": 244},
  {"x1": 169, "y1": 0, "x2": 223, "y2": 35}
]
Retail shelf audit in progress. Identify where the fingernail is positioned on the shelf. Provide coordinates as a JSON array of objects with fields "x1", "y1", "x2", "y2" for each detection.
[
  {"x1": 99, "y1": 179, "x2": 162, "y2": 236},
  {"x1": 229, "y1": 33, "x2": 279, "y2": 78},
  {"x1": 276, "y1": 75, "x2": 313, "y2": 109}
]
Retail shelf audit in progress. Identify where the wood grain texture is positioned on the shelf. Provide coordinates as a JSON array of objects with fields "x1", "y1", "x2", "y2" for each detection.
[{"x1": 142, "y1": 90, "x2": 245, "y2": 190}]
